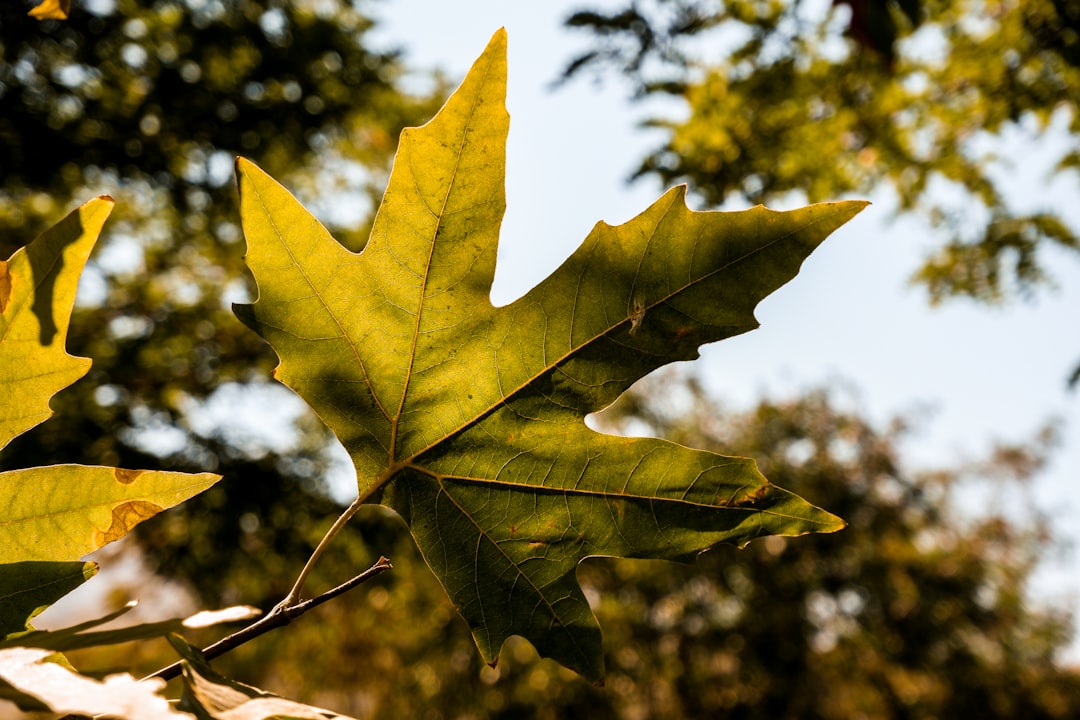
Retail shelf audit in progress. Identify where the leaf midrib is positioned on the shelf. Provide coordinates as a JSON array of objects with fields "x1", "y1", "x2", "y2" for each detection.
[
  {"x1": 415, "y1": 464, "x2": 837, "y2": 526},
  {"x1": 0, "y1": 569, "x2": 91, "y2": 602},
  {"x1": 389, "y1": 48, "x2": 497, "y2": 470}
]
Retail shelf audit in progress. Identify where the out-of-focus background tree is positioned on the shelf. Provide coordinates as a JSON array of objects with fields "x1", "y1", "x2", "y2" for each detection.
[
  {"x1": 3, "y1": 0, "x2": 1079, "y2": 717},
  {"x1": 560, "y1": 0, "x2": 1080, "y2": 312}
]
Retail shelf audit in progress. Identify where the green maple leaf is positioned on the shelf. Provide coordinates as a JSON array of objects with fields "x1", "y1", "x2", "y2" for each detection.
[
  {"x1": 0, "y1": 199, "x2": 219, "y2": 636},
  {"x1": 235, "y1": 29, "x2": 866, "y2": 679}
]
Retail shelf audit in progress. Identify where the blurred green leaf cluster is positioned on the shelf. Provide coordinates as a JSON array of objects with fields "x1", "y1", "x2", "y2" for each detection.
[{"x1": 562, "y1": 0, "x2": 1080, "y2": 305}]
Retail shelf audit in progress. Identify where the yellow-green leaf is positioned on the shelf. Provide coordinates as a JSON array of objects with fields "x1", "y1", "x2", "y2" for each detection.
[
  {"x1": 0, "y1": 465, "x2": 219, "y2": 563},
  {"x1": 235, "y1": 29, "x2": 865, "y2": 680},
  {"x1": 0, "y1": 197, "x2": 113, "y2": 452}
]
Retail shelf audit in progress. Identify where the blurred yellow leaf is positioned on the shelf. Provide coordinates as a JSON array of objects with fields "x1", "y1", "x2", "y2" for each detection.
[{"x1": 27, "y1": 0, "x2": 71, "y2": 20}]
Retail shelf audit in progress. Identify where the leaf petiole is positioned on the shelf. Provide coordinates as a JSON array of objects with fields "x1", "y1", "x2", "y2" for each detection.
[{"x1": 278, "y1": 495, "x2": 365, "y2": 607}]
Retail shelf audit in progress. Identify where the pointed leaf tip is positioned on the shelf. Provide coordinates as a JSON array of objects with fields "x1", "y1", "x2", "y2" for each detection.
[{"x1": 0, "y1": 466, "x2": 220, "y2": 565}]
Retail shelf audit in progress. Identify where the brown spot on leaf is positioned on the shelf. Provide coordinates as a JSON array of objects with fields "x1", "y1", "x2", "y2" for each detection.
[
  {"x1": 0, "y1": 261, "x2": 10, "y2": 313},
  {"x1": 113, "y1": 468, "x2": 144, "y2": 485},
  {"x1": 93, "y1": 500, "x2": 163, "y2": 548},
  {"x1": 729, "y1": 486, "x2": 769, "y2": 508},
  {"x1": 628, "y1": 297, "x2": 645, "y2": 335}
]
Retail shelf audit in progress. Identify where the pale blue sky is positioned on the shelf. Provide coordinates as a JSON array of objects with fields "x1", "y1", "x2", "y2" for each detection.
[{"x1": 369, "y1": 1, "x2": 1080, "y2": 658}]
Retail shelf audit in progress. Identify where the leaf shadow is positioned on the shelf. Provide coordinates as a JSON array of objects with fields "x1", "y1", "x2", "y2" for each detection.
[{"x1": 27, "y1": 211, "x2": 83, "y2": 345}]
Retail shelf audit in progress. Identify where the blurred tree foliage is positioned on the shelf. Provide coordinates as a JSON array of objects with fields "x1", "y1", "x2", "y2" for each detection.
[
  {"x1": 72, "y1": 374, "x2": 1080, "y2": 718},
  {"x1": 559, "y1": 0, "x2": 1080, "y2": 308},
  {"x1": 0, "y1": 0, "x2": 445, "y2": 606}
]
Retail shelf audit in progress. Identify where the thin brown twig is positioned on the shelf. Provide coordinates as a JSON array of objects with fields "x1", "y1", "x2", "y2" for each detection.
[
  {"x1": 144, "y1": 556, "x2": 392, "y2": 683},
  {"x1": 281, "y1": 496, "x2": 366, "y2": 606}
]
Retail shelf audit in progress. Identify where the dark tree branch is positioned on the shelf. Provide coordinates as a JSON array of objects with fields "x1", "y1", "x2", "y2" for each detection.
[{"x1": 145, "y1": 556, "x2": 392, "y2": 683}]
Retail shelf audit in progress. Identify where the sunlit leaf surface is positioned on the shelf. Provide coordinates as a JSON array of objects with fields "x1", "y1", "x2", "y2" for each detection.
[
  {"x1": 0, "y1": 465, "x2": 219, "y2": 564},
  {"x1": 0, "y1": 197, "x2": 112, "y2": 452}
]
